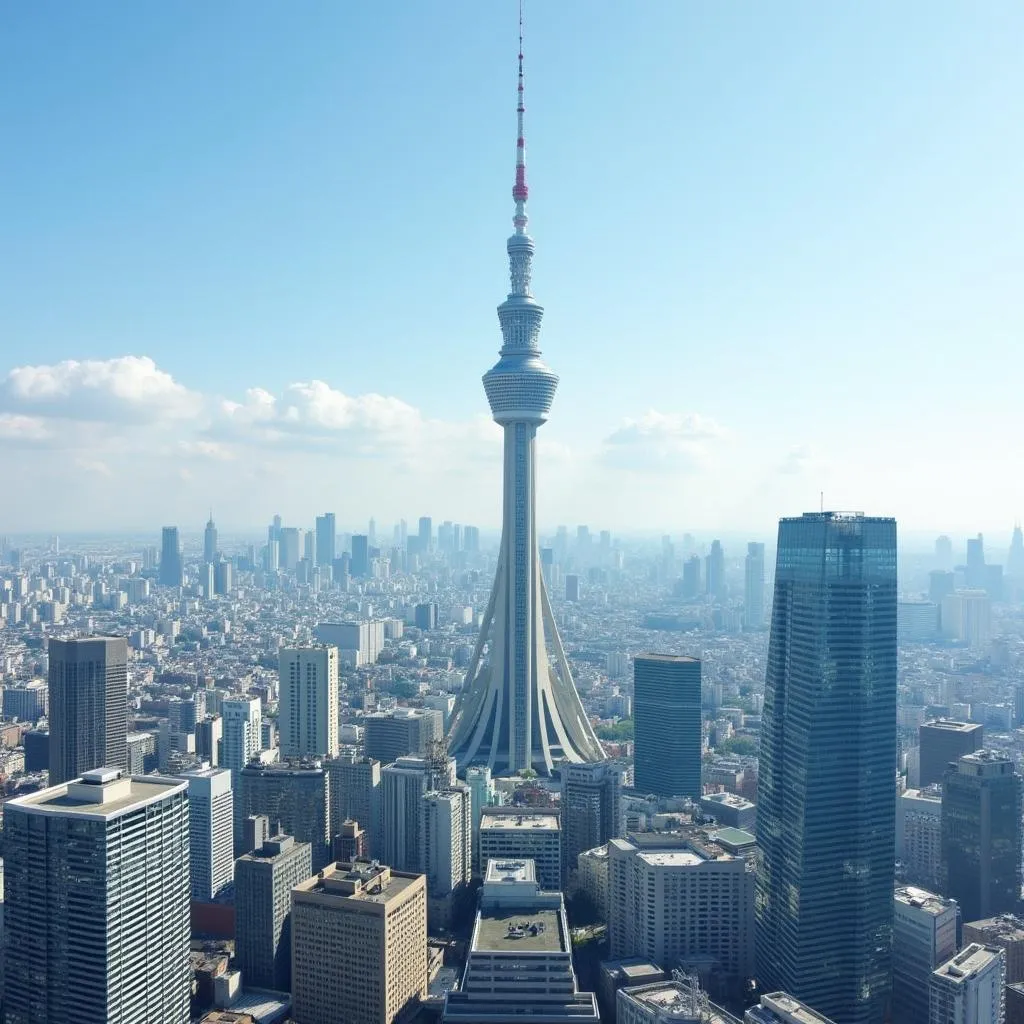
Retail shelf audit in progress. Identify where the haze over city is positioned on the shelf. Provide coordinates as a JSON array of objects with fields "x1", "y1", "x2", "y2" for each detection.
[{"x1": 2, "y1": 2, "x2": 1022, "y2": 535}]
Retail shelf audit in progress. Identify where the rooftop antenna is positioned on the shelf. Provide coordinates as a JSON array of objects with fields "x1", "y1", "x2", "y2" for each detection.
[{"x1": 820, "y1": 491, "x2": 824, "y2": 513}]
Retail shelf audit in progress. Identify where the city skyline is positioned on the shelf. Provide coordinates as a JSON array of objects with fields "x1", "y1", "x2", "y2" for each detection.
[{"x1": 2, "y1": 4, "x2": 1022, "y2": 534}]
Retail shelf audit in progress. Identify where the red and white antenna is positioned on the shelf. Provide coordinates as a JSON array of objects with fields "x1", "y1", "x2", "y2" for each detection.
[{"x1": 512, "y1": 0, "x2": 529, "y2": 234}]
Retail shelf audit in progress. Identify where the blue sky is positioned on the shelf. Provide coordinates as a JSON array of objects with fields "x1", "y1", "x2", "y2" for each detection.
[{"x1": 1, "y1": 2, "x2": 1021, "y2": 541}]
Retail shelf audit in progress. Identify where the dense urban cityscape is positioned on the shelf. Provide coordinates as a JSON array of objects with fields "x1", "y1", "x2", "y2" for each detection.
[{"x1": 2, "y1": 5, "x2": 1022, "y2": 1024}]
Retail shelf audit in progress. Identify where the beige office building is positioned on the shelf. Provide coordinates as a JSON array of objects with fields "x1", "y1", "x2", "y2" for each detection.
[
  {"x1": 279, "y1": 645, "x2": 339, "y2": 758},
  {"x1": 291, "y1": 860, "x2": 427, "y2": 1024}
]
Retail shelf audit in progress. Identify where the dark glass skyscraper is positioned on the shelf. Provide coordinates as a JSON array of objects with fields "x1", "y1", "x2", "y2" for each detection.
[
  {"x1": 160, "y1": 525, "x2": 183, "y2": 587},
  {"x1": 315, "y1": 512, "x2": 336, "y2": 568},
  {"x1": 756, "y1": 512, "x2": 897, "y2": 1024},
  {"x1": 48, "y1": 636, "x2": 129, "y2": 784},
  {"x1": 632, "y1": 654, "x2": 702, "y2": 799},
  {"x1": 942, "y1": 749, "x2": 1022, "y2": 923}
]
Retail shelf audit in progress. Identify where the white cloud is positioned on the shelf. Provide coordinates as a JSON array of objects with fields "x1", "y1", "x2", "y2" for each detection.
[
  {"x1": 601, "y1": 410, "x2": 727, "y2": 471},
  {"x1": 1, "y1": 356, "x2": 201, "y2": 423},
  {"x1": 0, "y1": 413, "x2": 51, "y2": 442},
  {"x1": 178, "y1": 440, "x2": 235, "y2": 461},
  {"x1": 777, "y1": 443, "x2": 828, "y2": 476}
]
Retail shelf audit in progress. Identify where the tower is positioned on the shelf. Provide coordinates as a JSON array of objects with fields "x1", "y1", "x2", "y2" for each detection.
[
  {"x1": 160, "y1": 525, "x2": 183, "y2": 587},
  {"x1": 756, "y1": 512, "x2": 897, "y2": 1024},
  {"x1": 315, "y1": 512, "x2": 336, "y2": 567},
  {"x1": 743, "y1": 541, "x2": 765, "y2": 629},
  {"x1": 47, "y1": 635, "x2": 128, "y2": 784},
  {"x1": 447, "y1": 14, "x2": 603, "y2": 776},
  {"x1": 203, "y1": 512, "x2": 218, "y2": 564}
]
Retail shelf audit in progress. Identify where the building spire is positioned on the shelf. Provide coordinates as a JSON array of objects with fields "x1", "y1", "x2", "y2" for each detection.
[{"x1": 512, "y1": 0, "x2": 528, "y2": 233}]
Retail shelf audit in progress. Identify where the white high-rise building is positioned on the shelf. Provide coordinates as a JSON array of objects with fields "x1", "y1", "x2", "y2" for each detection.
[
  {"x1": 222, "y1": 696, "x2": 262, "y2": 846},
  {"x1": 929, "y1": 944, "x2": 1005, "y2": 1024},
  {"x1": 465, "y1": 764, "x2": 497, "y2": 875},
  {"x1": 181, "y1": 765, "x2": 234, "y2": 901},
  {"x1": 279, "y1": 645, "x2": 339, "y2": 758},
  {"x1": 381, "y1": 754, "x2": 456, "y2": 872},
  {"x1": 445, "y1": 30, "x2": 604, "y2": 777},
  {"x1": 608, "y1": 833, "x2": 755, "y2": 988},
  {"x1": 422, "y1": 785, "x2": 472, "y2": 929},
  {"x1": 893, "y1": 886, "x2": 959, "y2": 1024},
  {"x1": 2, "y1": 768, "x2": 191, "y2": 1024}
]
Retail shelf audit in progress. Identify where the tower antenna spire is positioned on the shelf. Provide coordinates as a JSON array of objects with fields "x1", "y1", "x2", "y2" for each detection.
[{"x1": 512, "y1": 0, "x2": 529, "y2": 234}]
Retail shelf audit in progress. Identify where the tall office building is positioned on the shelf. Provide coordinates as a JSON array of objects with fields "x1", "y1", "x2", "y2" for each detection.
[
  {"x1": 279, "y1": 645, "x2": 339, "y2": 758},
  {"x1": 465, "y1": 764, "x2": 497, "y2": 875},
  {"x1": 705, "y1": 539, "x2": 726, "y2": 600},
  {"x1": 893, "y1": 886, "x2": 959, "y2": 1024},
  {"x1": 181, "y1": 765, "x2": 234, "y2": 901},
  {"x1": 446, "y1": 42, "x2": 604, "y2": 778},
  {"x1": 351, "y1": 533, "x2": 370, "y2": 577},
  {"x1": 929, "y1": 945, "x2": 1005, "y2": 1024},
  {"x1": 898, "y1": 786, "x2": 944, "y2": 890},
  {"x1": 1009, "y1": 524, "x2": 1024, "y2": 583},
  {"x1": 682, "y1": 555, "x2": 701, "y2": 599},
  {"x1": 443, "y1": 859, "x2": 600, "y2": 1024},
  {"x1": 418, "y1": 516, "x2": 433, "y2": 552},
  {"x1": 203, "y1": 514, "x2": 218, "y2": 563},
  {"x1": 942, "y1": 750, "x2": 1022, "y2": 922},
  {"x1": 756, "y1": 512, "x2": 897, "y2": 1024},
  {"x1": 3, "y1": 768, "x2": 191, "y2": 1024},
  {"x1": 633, "y1": 654, "x2": 701, "y2": 799},
  {"x1": 325, "y1": 751, "x2": 382, "y2": 856},
  {"x1": 381, "y1": 753, "x2": 456, "y2": 872},
  {"x1": 48, "y1": 635, "x2": 128, "y2": 784},
  {"x1": 278, "y1": 526, "x2": 301, "y2": 569},
  {"x1": 222, "y1": 696, "x2": 262, "y2": 846},
  {"x1": 743, "y1": 542, "x2": 765, "y2": 629},
  {"x1": 607, "y1": 832, "x2": 755, "y2": 987},
  {"x1": 241, "y1": 761, "x2": 331, "y2": 871},
  {"x1": 364, "y1": 707, "x2": 442, "y2": 765},
  {"x1": 919, "y1": 719, "x2": 983, "y2": 787},
  {"x1": 159, "y1": 525, "x2": 184, "y2": 586},
  {"x1": 561, "y1": 760, "x2": 623, "y2": 883},
  {"x1": 315, "y1": 512, "x2": 336, "y2": 567},
  {"x1": 291, "y1": 860, "x2": 428, "y2": 1024},
  {"x1": 422, "y1": 785, "x2": 473, "y2": 929},
  {"x1": 235, "y1": 833, "x2": 312, "y2": 993},
  {"x1": 479, "y1": 809, "x2": 561, "y2": 890},
  {"x1": 966, "y1": 534, "x2": 986, "y2": 588}
]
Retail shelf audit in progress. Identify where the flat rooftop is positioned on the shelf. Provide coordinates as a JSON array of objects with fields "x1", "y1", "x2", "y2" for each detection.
[
  {"x1": 474, "y1": 908, "x2": 564, "y2": 954},
  {"x1": 924, "y1": 719, "x2": 981, "y2": 732},
  {"x1": 964, "y1": 914, "x2": 1024, "y2": 939},
  {"x1": 752, "y1": 993, "x2": 835, "y2": 1024},
  {"x1": 481, "y1": 813, "x2": 559, "y2": 831},
  {"x1": 895, "y1": 886, "x2": 956, "y2": 915},
  {"x1": 485, "y1": 859, "x2": 536, "y2": 883},
  {"x1": 7, "y1": 771, "x2": 185, "y2": 822},
  {"x1": 934, "y1": 944, "x2": 1002, "y2": 983},
  {"x1": 702, "y1": 792, "x2": 754, "y2": 810},
  {"x1": 638, "y1": 850, "x2": 705, "y2": 868},
  {"x1": 635, "y1": 653, "x2": 699, "y2": 663}
]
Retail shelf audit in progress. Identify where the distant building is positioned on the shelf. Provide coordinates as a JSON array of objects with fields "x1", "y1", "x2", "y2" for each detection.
[
  {"x1": 380, "y1": 753, "x2": 456, "y2": 873},
  {"x1": 565, "y1": 574, "x2": 581, "y2": 602},
  {"x1": 893, "y1": 886, "x2": 959, "y2": 1024},
  {"x1": 160, "y1": 525, "x2": 184, "y2": 587},
  {"x1": 633, "y1": 654, "x2": 702, "y2": 799},
  {"x1": 2, "y1": 768, "x2": 191, "y2": 1024},
  {"x1": 705, "y1": 540, "x2": 726, "y2": 601},
  {"x1": 240, "y1": 761, "x2": 330, "y2": 871},
  {"x1": 700, "y1": 792, "x2": 756, "y2": 830},
  {"x1": 681, "y1": 556, "x2": 701, "y2": 600},
  {"x1": 480, "y1": 810, "x2": 562, "y2": 891},
  {"x1": 608, "y1": 832, "x2": 754, "y2": 987},
  {"x1": 315, "y1": 620, "x2": 385, "y2": 665},
  {"x1": 315, "y1": 512, "x2": 337, "y2": 567},
  {"x1": 180, "y1": 766, "x2": 234, "y2": 901},
  {"x1": 919, "y1": 719, "x2": 983, "y2": 788},
  {"x1": 235, "y1": 834, "x2": 312, "y2": 993},
  {"x1": 929, "y1": 944, "x2": 1005, "y2": 1024},
  {"x1": 743, "y1": 542, "x2": 765, "y2": 630},
  {"x1": 364, "y1": 707, "x2": 442, "y2": 766},
  {"x1": 278, "y1": 645, "x2": 340, "y2": 759},
  {"x1": 204, "y1": 516, "x2": 218, "y2": 563},
  {"x1": 442, "y1": 858, "x2": 599, "y2": 1024},
  {"x1": 291, "y1": 859, "x2": 427, "y2": 1024},
  {"x1": 561, "y1": 761, "x2": 623, "y2": 884},
  {"x1": 898, "y1": 601, "x2": 939, "y2": 644},
  {"x1": 942, "y1": 750, "x2": 1022, "y2": 922},
  {"x1": 963, "y1": 915, "x2": 1024, "y2": 985},
  {"x1": 2, "y1": 679, "x2": 47, "y2": 722},
  {"x1": 941, "y1": 590, "x2": 992, "y2": 647},
  {"x1": 47, "y1": 635, "x2": 129, "y2": 784},
  {"x1": 414, "y1": 602, "x2": 438, "y2": 631}
]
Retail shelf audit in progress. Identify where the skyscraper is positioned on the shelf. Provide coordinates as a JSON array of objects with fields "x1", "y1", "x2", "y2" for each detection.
[
  {"x1": 203, "y1": 513, "x2": 218, "y2": 564},
  {"x1": 3, "y1": 768, "x2": 191, "y2": 1024},
  {"x1": 447, "y1": 31, "x2": 603, "y2": 777},
  {"x1": 743, "y1": 542, "x2": 765, "y2": 630},
  {"x1": 632, "y1": 654, "x2": 702, "y2": 799},
  {"x1": 181, "y1": 765, "x2": 234, "y2": 901},
  {"x1": 350, "y1": 533, "x2": 369, "y2": 577},
  {"x1": 705, "y1": 539, "x2": 726, "y2": 600},
  {"x1": 381, "y1": 753, "x2": 457, "y2": 872},
  {"x1": 324, "y1": 750, "x2": 382, "y2": 855},
  {"x1": 561, "y1": 760, "x2": 623, "y2": 883},
  {"x1": 942, "y1": 750, "x2": 1022, "y2": 922},
  {"x1": 47, "y1": 635, "x2": 128, "y2": 784},
  {"x1": 919, "y1": 719, "x2": 983, "y2": 787},
  {"x1": 278, "y1": 645, "x2": 339, "y2": 759},
  {"x1": 315, "y1": 512, "x2": 336, "y2": 567},
  {"x1": 160, "y1": 525, "x2": 184, "y2": 587},
  {"x1": 222, "y1": 696, "x2": 262, "y2": 848},
  {"x1": 418, "y1": 516, "x2": 433, "y2": 553},
  {"x1": 756, "y1": 512, "x2": 897, "y2": 1024}
]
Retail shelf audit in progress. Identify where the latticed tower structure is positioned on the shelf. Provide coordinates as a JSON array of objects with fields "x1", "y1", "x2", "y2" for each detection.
[{"x1": 448, "y1": 11, "x2": 603, "y2": 777}]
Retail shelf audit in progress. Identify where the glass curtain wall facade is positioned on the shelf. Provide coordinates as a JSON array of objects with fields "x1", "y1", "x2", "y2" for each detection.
[{"x1": 755, "y1": 513, "x2": 897, "y2": 1024}]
